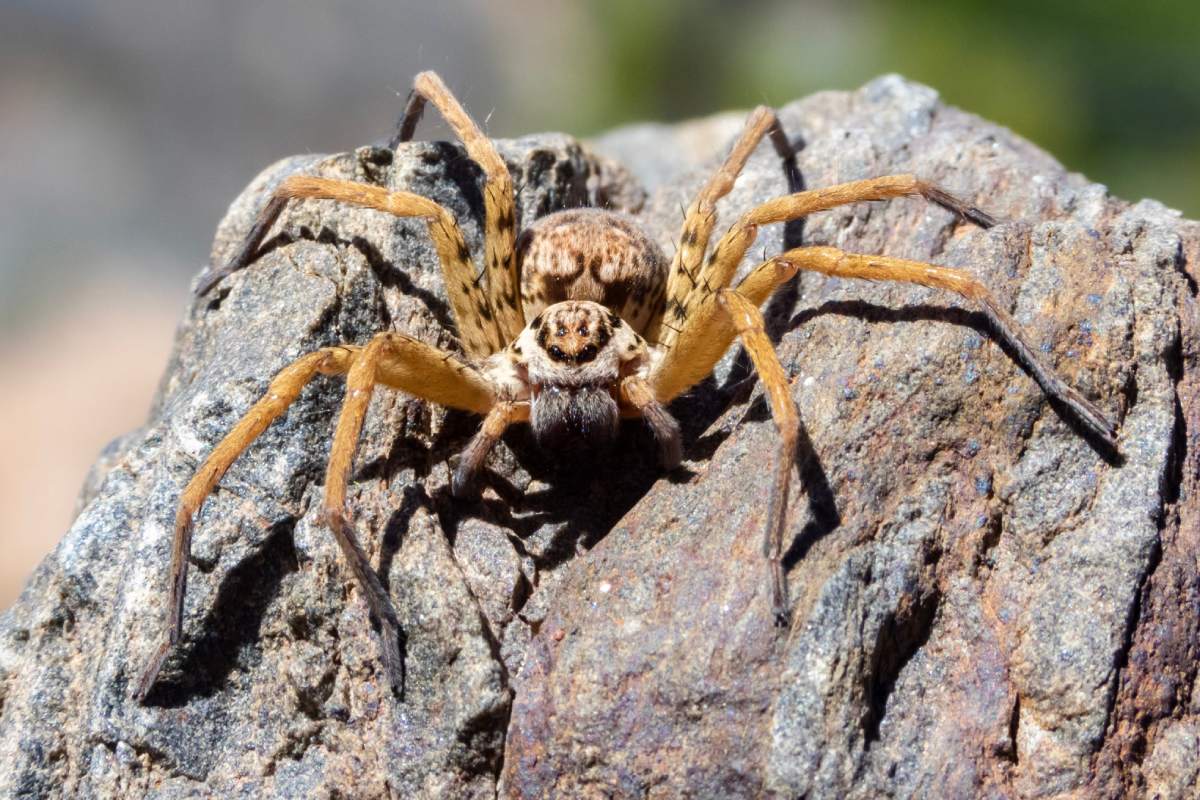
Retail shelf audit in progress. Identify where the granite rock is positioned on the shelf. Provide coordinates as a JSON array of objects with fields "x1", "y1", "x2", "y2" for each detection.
[{"x1": 1, "y1": 76, "x2": 1196, "y2": 799}]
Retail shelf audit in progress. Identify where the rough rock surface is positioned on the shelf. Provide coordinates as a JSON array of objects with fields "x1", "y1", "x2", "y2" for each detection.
[{"x1": 1, "y1": 76, "x2": 1196, "y2": 799}]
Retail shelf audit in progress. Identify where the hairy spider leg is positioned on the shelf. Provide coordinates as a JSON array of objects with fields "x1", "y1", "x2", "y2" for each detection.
[
  {"x1": 618, "y1": 375, "x2": 683, "y2": 470},
  {"x1": 322, "y1": 334, "x2": 401, "y2": 695},
  {"x1": 670, "y1": 172, "x2": 1113, "y2": 445},
  {"x1": 136, "y1": 335, "x2": 495, "y2": 700},
  {"x1": 665, "y1": 175, "x2": 1000, "y2": 373},
  {"x1": 655, "y1": 106, "x2": 798, "y2": 349},
  {"x1": 136, "y1": 347, "x2": 349, "y2": 700},
  {"x1": 740, "y1": 246, "x2": 1119, "y2": 445},
  {"x1": 451, "y1": 399, "x2": 526, "y2": 497},
  {"x1": 393, "y1": 71, "x2": 525, "y2": 345},
  {"x1": 199, "y1": 176, "x2": 504, "y2": 358},
  {"x1": 654, "y1": 175, "x2": 1000, "y2": 401},
  {"x1": 716, "y1": 290, "x2": 800, "y2": 623},
  {"x1": 651, "y1": 175, "x2": 1117, "y2": 619}
]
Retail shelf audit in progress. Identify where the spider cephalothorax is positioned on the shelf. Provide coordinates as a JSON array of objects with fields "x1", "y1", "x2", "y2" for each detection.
[
  {"x1": 514, "y1": 301, "x2": 635, "y2": 453},
  {"x1": 136, "y1": 71, "x2": 1119, "y2": 702}
]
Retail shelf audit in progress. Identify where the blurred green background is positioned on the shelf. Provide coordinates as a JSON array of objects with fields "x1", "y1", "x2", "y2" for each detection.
[
  {"x1": 0, "y1": 0, "x2": 1196, "y2": 605},
  {"x1": 562, "y1": 0, "x2": 1200, "y2": 216}
]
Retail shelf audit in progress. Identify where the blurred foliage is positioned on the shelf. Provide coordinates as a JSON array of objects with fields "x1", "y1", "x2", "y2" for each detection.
[{"x1": 572, "y1": 0, "x2": 1200, "y2": 215}]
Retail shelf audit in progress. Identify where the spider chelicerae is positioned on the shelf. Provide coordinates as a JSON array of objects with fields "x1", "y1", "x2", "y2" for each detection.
[{"x1": 135, "y1": 71, "x2": 1119, "y2": 701}]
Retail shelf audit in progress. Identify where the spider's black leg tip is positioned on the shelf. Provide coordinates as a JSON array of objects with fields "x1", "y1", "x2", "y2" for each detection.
[
  {"x1": 1092, "y1": 420, "x2": 1123, "y2": 462},
  {"x1": 1097, "y1": 419, "x2": 1120, "y2": 450},
  {"x1": 194, "y1": 269, "x2": 223, "y2": 297},
  {"x1": 965, "y1": 206, "x2": 1000, "y2": 230},
  {"x1": 133, "y1": 642, "x2": 172, "y2": 703},
  {"x1": 1054, "y1": 387, "x2": 1121, "y2": 458},
  {"x1": 450, "y1": 464, "x2": 475, "y2": 499},
  {"x1": 390, "y1": 88, "x2": 426, "y2": 150},
  {"x1": 375, "y1": 613, "x2": 407, "y2": 701},
  {"x1": 387, "y1": 666, "x2": 406, "y2": 701},
  {"x1": 194, "y1": 262, "x2": 241, "y2": 297},
  {"x1": 386, "y1": 126, "x2": 410, "y2": 152},
  {"x1": 770, "y1": 580, "x2": 791, "y2": 627},
  {"x1": 923, "y1": 185, "x2": 1000, "y2": 230}
]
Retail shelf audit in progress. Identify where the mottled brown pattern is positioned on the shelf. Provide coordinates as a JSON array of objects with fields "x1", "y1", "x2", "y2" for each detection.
[{"x1": 517, "y1": 208, "x2": 667, "y2": 333}]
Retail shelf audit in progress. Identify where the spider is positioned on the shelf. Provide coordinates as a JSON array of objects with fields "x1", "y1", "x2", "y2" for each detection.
[{"x1": 135, "y1": 71, "x2": 1118, "y2": 702}]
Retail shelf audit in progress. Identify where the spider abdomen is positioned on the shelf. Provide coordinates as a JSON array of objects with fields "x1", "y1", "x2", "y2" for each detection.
[{"x1": 516, "y1": 208, "x2": 667, "y2": 333}]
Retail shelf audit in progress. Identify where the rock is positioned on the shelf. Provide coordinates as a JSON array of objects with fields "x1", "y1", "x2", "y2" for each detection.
[{"x1": 1, "y1": 75, "x2": 1196, "y2": 799}]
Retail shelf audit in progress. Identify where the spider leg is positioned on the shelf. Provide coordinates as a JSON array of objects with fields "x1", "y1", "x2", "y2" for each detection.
[
  {"x1": 655, "y1": 105, "x2": 798, "y2": 347},
  {"x1": 320, "y1": 331, "x2": 514, "y2": 695},
  {"x1": 197, "y1": 175, "x2": 503, "y2": 358},
  {"x1": 323, "y1": 333, "x2": 404, "y2": 695},
  {"x1": 653, "y1": 175, "x2": 1001, "y2": 398},
  {"x1": 136, "y1": 335, "x2": 496, "y2": 701},
  {"x1": 451, "y1": 399, "x2": 526, "y2": 497},
  {"x1": 716, "y1": 290, "x2": 800, "y2": 622},
  {"x1": 136, "y1": 346, "x2": 354, "y2": 700},
  {"x1": 662, "y1": 175, "x2": 999, "y2": 353},
  {"x1": 392, "y1": 71, "x2": 524, "y2": 344},
  {"x1": 618, "y1": 376, "x2": 683, "y2": 469},
  {"x1": 743, "y1": 247, "x2": 1119, "y2": 446},
  {"x1": 652, "y1": 245, "x2": 1117, "y2": 443}
]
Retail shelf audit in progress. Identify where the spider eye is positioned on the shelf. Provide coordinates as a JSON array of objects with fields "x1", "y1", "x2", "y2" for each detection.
[
  {"x1": 556, "y1": 325, "x2": 567, "y2": 337},
  {"x1": 577, "y1": 325, "x2": 589, "y2": 337}
]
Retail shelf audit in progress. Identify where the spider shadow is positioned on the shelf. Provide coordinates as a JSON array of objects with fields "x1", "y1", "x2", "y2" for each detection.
[
  {"x1": 429, "y1": 421, "x2": 684, "y2": 572},
  {"x1": 376, "y1": 482, "x2": 433, "y2": 585},
  {"x1": 718, "y1": 392, "x2": 842, "y2": 573},
  {"x1": 426, "y1": 355, "x2": 841, "y2": 587},
  {"x1": 787, "y1": 298, "x2": 1122, "y2": 464},
  {"x1": 361, "y1": 406, "x2": 649, "y2": 580},
  {"x1": 139, "y1": 517, "x2": 300, "y2": 707},
  {"x1": 416, "y1": 146, "x2": 839, "y2": 579},
  {"x1": 418, "y1": 303, "x2": 843, "y2": 581}
]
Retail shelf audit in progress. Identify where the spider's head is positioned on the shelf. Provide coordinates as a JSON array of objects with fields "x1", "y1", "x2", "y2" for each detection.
[{"x1": 511, "y1": 300, "x2": 639, "y2": 455}]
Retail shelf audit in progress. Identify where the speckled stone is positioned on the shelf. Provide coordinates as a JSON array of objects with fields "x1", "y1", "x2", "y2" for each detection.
[{"x1": 1, "y1": 76, "x2": 1196, "y2": 800}]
